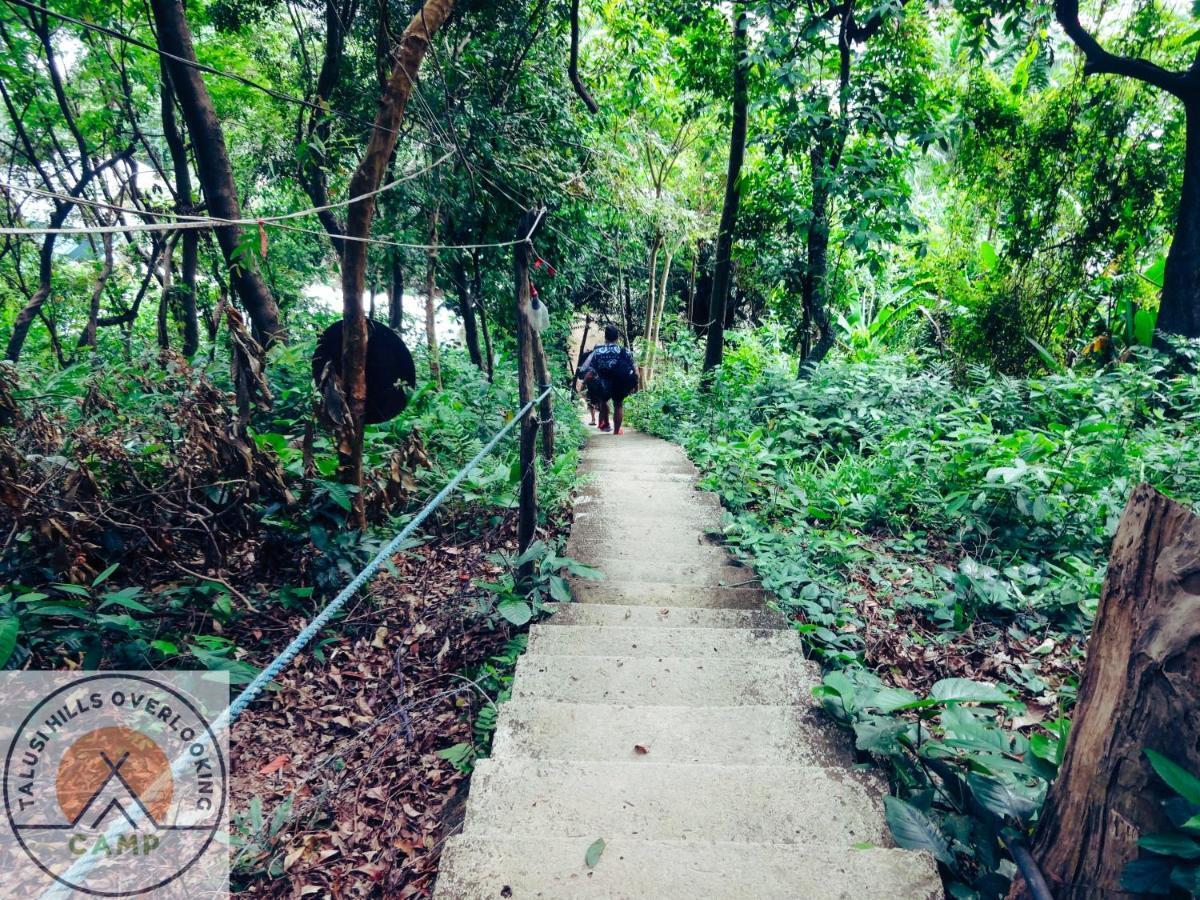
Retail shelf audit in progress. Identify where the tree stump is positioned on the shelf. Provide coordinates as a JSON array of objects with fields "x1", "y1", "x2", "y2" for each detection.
[{"x1": 1017, "y1": 483, "x2": 1200, "y2": 898}]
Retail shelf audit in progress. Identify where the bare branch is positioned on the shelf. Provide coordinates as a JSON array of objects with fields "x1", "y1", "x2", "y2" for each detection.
[{"x1": 1056, "y1": 0, "x2": 1192, "y2": 99}]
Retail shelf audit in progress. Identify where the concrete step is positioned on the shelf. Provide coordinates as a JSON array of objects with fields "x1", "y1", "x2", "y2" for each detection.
[
  {"x1": 460, "y1": 759, "x2": 888, "y2": 847},
  {"x1": 526, "y1": 624, "x2": 800, "y2": 659},
  {"x1": 435, "y1": 836, "x2": 943, "y2": 900},
  {"x1": 578, "y1": 465, "x2": 700, "y2": 480},
  {"x1": 491, "y1": 701, "x2": 850, "y2": 767},
  {"x1": 566, "y1": 535, "x2": 730, "y2": 566},
  {"x1": 580, "y1": 558, "x2": 755, "y2": 588},
  {"x1": 577, "y1": 480, "x2": 720, "y2": 505},
  {"x1": 543, "y1": 603, "x2": 786, "y2": 630},
  {"x1": 569, "y1": 580, "x2": 763, "y2": 608},
  {"x1": 511, "y1": 654, "x2": 819, "y2": 706}
]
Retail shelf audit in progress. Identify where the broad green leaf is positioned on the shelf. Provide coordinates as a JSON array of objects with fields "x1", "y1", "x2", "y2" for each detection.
[
  {"x1": 1145, "y1": 749, "x2": 1200, "y2": 805},
  {"x1": 584, "y1": 838, "x2": 606, "y2": 869},
  {"x1": 883, "y1": 796, "x2": 954, "y2": 865},
  {"x1": 549, "y1": 575, "x2": 572, "y2": 603},
  {"x1": 0, "y1": 617, "x2": 18, "y2": 668},
  {"x1": 929, "y1": 678, "x2": 1014, "y2": 705},
  {"x1": 1121, "y1": 858, "x2": 1174, "y2": 894},
  {"x1": 978, "y1": 241, "x2": 998, "y2": 271},
  {"x1": 1139, "y1": 833, "x2": 1200, "y2": 859},
  {"x1": 496, "y1": 597, "x2": 532, "y2": 626},
  {"x1": 967, "y1": 773, "x2": 1039, "y2": 823}
]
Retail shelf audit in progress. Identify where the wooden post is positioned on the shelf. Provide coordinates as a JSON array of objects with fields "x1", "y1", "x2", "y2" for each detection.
[
  {"x1": 1012, "y1": 483, "x2": 1200, "y2": 899},
  {"x1": 514, "y1": 208, "x2": 545, "y2": 586},
  {"x1": 533, "y1": 331, "x2": 555, "y2": 461}
]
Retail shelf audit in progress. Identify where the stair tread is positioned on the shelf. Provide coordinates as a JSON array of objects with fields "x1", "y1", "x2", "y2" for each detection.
[{"x1": 434, "y1": 835, "x2": 942, "y2": 900}]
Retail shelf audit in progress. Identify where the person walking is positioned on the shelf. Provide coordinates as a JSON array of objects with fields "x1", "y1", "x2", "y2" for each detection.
[{"x1": 577, "y1": 324, "x2": 638, "y2": 434}]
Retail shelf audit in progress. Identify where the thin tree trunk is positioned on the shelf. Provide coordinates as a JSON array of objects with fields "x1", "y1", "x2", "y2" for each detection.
[
  {"x1": 425, "y1": 204, "x2": 442, "y2": 389},
  {"x1": 81, "y1": 233, "x2": 114, "y2": 352},
  {"x1": 621, "y1": 270, "x2": 633, "y2": 347},
  {"x1": 150, "y1": 0, "x2": 284, "y2": 347},
  {"x1": 388, "y1": 252, "x2": 404, "y2": 332},
  {"x1": 702, "y1": 8, "x2": 749, "y2": 374},
  {"x1": 160, "y1": 58, "x2": 199, "y2": 356},
  {"x1": 533, "y1": 331, "x2": 554, "y2": 461},
  {"x1": 158, "y1": 239, "x2": 174, "y2": 350},
  {"x1": 1013, "y1": 484, "x2": 1200, "y2": 898},
  {"x1": 451, "y1": 252, "x2": 483, "y2": 368},
  {"x1": 647, "y1": 244, "x2": 675, "y2": 383},
  {"x1": 685, "y1": 243, "x2": 698, "y2": 329},
  {"x1": 473, "y1": 248, "x2": 494, "y2": 379},
  {"x1": 799, "y1": 10, "x2": 852, "y2": 378},
  {"x1": 642, "y1": 233, "x2": 661, "y2": 374},
  {"x1": 334, "y1": 0, "x2": 455, "y2": 522}
]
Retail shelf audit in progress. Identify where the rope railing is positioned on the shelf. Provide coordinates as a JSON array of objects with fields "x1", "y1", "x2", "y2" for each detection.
[{"x1": 41, "y1": 386, "x2": 552, "y2": 898}]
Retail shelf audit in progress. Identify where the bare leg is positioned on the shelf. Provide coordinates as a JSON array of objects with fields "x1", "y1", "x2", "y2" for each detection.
[
  {"x1": 599, "y1": 399, "x2": 610, "y2": 430},
  {"x1": 613, "y1": 399, "x2": 624, "y2": 433}
]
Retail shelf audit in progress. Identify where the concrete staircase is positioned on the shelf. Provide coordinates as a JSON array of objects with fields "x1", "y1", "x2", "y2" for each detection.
[{"x1": 434, "y1": 428, "x2": 943, "y2": 899}]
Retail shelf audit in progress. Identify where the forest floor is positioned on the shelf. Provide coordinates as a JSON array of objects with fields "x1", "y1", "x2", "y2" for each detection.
[{"x1": 227, "y1": 511, "x2": 566, "y2": 899}]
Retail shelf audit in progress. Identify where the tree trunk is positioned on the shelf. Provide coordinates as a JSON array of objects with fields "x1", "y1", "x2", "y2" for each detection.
[
  {"x1": 702, "y1": 8, "x2": 749, "y2": 374},
  {"x1": 621, "y1": 271, "x2": 634, "y2": 347},
  {"x1": 642, "y1": 233, "x2": 662, "y2": 374},
  {"x1": 334, "y1": 0, "x2": 454, "y2": 521},
  {"x1": 451, "y1": 253, "x2": 483, "y2": 368},
  {"x1": 388, "y1": 252, "x2": 404, "y2": 332},
  {"x1": 799, "y1": 12, "x2": 852, "y2": 378},
  {"x1": 1015, "y1": 484, "x2": 1200, "y2": 899},
  {"x1": 800, "y1": 144, "x2": 835, "y2": 376},
  {"x1": 158, "y1": 239, "x2": 174, "y2": 350},
  {"x1": 80, "y1": 233, "x2": 114, "y2": 353},
  {"x1": 533, "y1": 331, "x2": 554, "y2": 462},
  {"x1": 149, "y1": 0, "x2": 284, "y2": 347},
  {"x1": 515, "y1": 209, "x2": 545, "y2": 587},
  {"x1": 160, "y1": 58, "x2": 199, "y2": 356},
  {"x1": 1158, "y1": 105, "x2": 1200, "y2": 339},
  {"x1": 424, "y1": 204, "x2": 442, "y2": 389},
  {"x1": 685, "y1": 243, "x2": 698, "y2": 330},
  {"x1": 647, "y1": 244, "x2": 675, "y2": 383},
  {"x1": 472, "y1": 248, "x2": 494, "y2": 379}
]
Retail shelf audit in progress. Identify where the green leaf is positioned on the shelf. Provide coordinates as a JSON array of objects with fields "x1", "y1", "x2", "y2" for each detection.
[
  {"x1": 1171, "y1": 864, "x2": 1200, "y2": 894},
  {"x1": 883, "y1": 796, "x2": 954, "y2": 865},
  {"x1": 978, "y1": 241, "x2": 998, "y2": 271},
  {"x1": 51, "y1": 583, "x2": 91, "y2": 598},
  {"x1": 929, "y1": 678, "x2": 1014, "y2": 705},
  {"x1": 1145, "y1": 749, "x2": 1200, "y2": 805},
  {"x1": 1139, "y1": 833, "x2": 1200, "y2": 859},
  {"x1": 150, "y1": 640, "x2": 179, "y2": 655},
  {"x1": 1121, "y1": 858, "x2": 1174, "y2": 894},
  {"x1": 496, "y1": 597, "x2": 532, "y2": 626},
  {"x1": 967, "y1": 773, "x2": 1039, "y2": 824},
  {"x1": 92, "y1": 563, "x2": 119, "y2": 586},
  {"x1": 515, "y1": 539, "x2": 545, "y2": 567},
  {"x1": 549, "y1": 575, "x2": 572, "y2": 603},
  {"x1": 0, "y1": 617, "x2": 18, "y2": 668},
  {"x1": 99, "y1": 589, "x2": 152, "y2": 614},
  {"x1": 866, "y1": 686, "x2": 922, "y2": 712},
  {"x1": 584, "y1": 837, "x2": 606, "y2": 869}
]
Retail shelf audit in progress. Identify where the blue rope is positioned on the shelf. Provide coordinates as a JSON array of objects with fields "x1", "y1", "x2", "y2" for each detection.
[{"x1": 226, "y1": 385, "x2": 552, "y2": 722}]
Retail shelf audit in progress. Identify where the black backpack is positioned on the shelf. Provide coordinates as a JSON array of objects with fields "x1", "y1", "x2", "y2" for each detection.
[{"x1": 592, "y1": 344, "x2": 633, "y2": 377}]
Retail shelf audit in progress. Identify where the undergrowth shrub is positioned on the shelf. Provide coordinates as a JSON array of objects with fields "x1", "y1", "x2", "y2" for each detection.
[{"x1": 628, "y1": 328, "x2": 1200, "y2": 897}]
